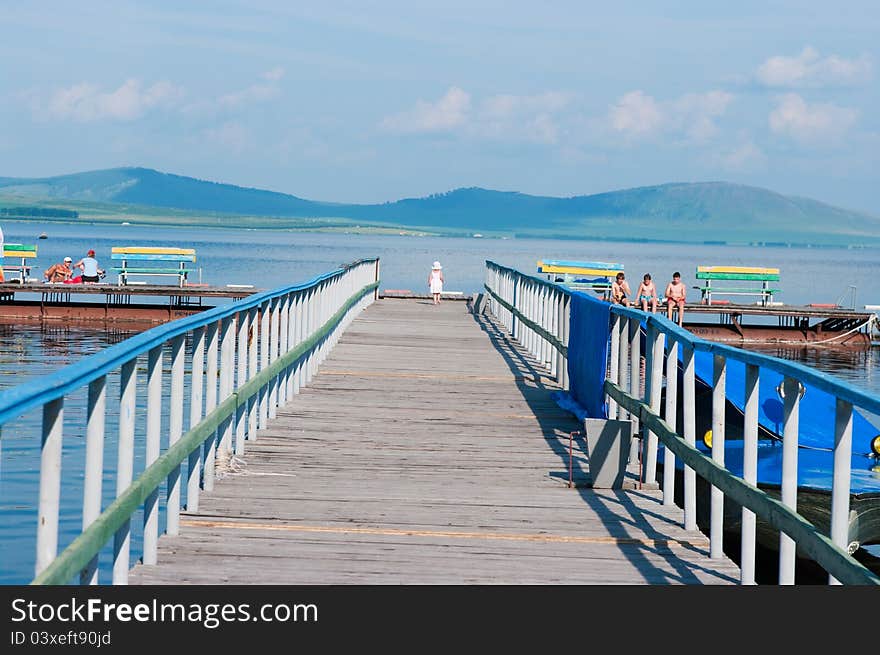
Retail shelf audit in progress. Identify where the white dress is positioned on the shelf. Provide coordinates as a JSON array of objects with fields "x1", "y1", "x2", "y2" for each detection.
[{"x1": 429, "y1": 269, "x2": 443, "y2": 293}]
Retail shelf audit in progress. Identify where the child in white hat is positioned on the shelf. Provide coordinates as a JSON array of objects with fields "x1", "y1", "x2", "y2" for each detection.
[{"x1": 428, "y1": 261, "x2": 444, "y2": 305}]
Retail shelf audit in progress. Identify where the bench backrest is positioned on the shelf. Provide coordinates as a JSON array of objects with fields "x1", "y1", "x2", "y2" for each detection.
[
  {"x1": 111, "y1": 247, "x2": 197, "y2": 263},
  {"x1": 2, "y1": 243, "x2": 38, "y2": 258},
  {"x1": 695, "y1": 265, "x2": 779, "y2": 281},
  {"x1": 538, "y1": 259, "x2": 624, "y2": 278}
]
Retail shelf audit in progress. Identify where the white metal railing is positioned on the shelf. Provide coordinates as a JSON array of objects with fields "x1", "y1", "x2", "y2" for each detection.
[
  {"x1": 484, "y1": 260, "x2": 570, "y2": 390},
  {"x1": 484, "y1": 260, "x2": 880, "y2": 586},
  {"x1": 0, "y1": 258, "x2": 379, "y2": 585}
]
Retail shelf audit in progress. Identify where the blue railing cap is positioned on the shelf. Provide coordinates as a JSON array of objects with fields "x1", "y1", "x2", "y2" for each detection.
[{"x1": 0, "y1": 259, "x2": 378, "y2": 425}]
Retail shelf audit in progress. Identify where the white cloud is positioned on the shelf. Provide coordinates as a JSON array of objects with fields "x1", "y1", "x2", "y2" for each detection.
[
  {"x1": 46, "y1": 79, "x2": 182, "y2": 122},
  {"x1": 671, "y1": 91, "x2": 734, "y2": 141},
  {"x1": 218, "y1": 83, "x2": 280, "y2": 109},
  {"x1": 769, "y1": 93, "x2": 858, "y2": 142},
  {"x1": 380, "y1": 86, "x2": 471, "y2": 133},
  {"x1": 261, "y1": 67, "x2": 286, "y2": 81},
  {"x1": 717, "y1": 139, "x2": 766, "y2": 171},
  {"x1": 609, "y1": 91, "x2": 662, "y2": 136},
  {"x1": 476, "y1": 92, "x2": 571, "y2": 144},
  {"x1": 204, "y1": 122, "x2": 250, "y2": 151},
  {"x1": 608, "y1": 90, "x2": 732, "y2": 142},
  {"x1": 756, "y1": 47, "x2": 872, "y2": 88}
]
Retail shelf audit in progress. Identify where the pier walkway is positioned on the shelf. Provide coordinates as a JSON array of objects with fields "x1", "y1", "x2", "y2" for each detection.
[{"x1": 129, "y1": 299, "x2": 739, "y2": 584}]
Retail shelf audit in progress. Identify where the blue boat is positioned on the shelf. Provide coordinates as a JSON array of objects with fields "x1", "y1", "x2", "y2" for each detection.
[{"x1": 657, "y1": 346, "x2": 880, "y2": 554}]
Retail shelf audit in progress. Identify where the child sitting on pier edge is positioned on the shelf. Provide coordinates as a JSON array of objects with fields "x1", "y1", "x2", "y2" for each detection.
[
  {"x1": 636, "y1": 273, "x2": 658, "y2": 313},
  {"x1": 665, "y1": 271, "x2": 686, "y2": 326},
  {"x1": 610, "y1": 272, "x2": 631, "y2": 306}
]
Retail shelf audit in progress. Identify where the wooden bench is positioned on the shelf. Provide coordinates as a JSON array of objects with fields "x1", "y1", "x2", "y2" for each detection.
[
  {"x1": 111, "y1": 246, "x2": 197, "y2": 287},
  {"x1": 538, "y1": 259, "x2": 624, "y2": 300},
  {"x1": 694, "y1": 266, "x2": 780, "y2": 306},
  {"x1": 2, "y1": 243, "x2": 38, "y2": 282}
]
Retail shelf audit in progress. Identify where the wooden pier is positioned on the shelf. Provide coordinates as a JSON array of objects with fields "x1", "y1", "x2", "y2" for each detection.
[{"x1": 129, "y1": 298, "x2": 739, "y2": 585}]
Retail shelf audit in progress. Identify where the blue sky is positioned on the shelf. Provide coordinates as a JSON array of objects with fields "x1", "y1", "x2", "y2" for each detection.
[{"x1": 1, "y1": 1, "x2": 878, "y2": 212}]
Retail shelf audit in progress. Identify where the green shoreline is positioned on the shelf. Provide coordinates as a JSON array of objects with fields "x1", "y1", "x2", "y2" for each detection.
[{"x1": 3, "y1": 215, "x2": 878, "y2": 251}]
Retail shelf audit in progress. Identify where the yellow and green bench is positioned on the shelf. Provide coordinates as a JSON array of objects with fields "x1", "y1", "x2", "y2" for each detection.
[
  {"x1": 111, "y1": 246, "x2": 197, "y2": 287},
  {"x1": 694, "y1": 265, "x2": 780, "y2": 306},
  {"x1": 538, "y1": 259, "x2": 624, "y2": 300},
  {"x1": 2, "y1": 243, "x2": 38, "y2": 282}
]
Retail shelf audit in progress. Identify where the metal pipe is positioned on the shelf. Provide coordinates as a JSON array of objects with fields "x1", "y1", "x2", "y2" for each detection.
[
  {"x1": 644, "y1": 325, "x2": 664, "y2": 483},
  {"x1": 167, "y1": 334, "x2": 185, "y2": 535},
  {"x1": 187, "y1": 326, "x2": 205, "y2": 512},
  {"x1": 203, "y1": 321, "x2": 219, "y2": 492},
  {"x1": 561, "y1": 295, "x2": 570, "y2": 391},
  {"x1": 779, "y1": 376, "x2": 800, "y2": 584},
  {"x1": 829, "y1": 399, "x2": 853, "y2": 585},
  {"x1": 236, "y1": 309, "x2": 249, "y2": 455},
  {"x1": 247, "y1": 307, "x2": 259, "y2": 441},
  {"x1": 143, "y1": 345, "x2": 163, "y2": 566},
  {"x1": 81, "y1": 375, "x2": 106, "y2": 584},
  {"x1": 682, "y1": 344, "x2": 697, "y2": 531},
  {"x1": 608, "y1": 314, "x2": 620, "y2": 419},
  {"x1": 113, "y1": 358, "x2": 137, "y2": 585},
  {"x1": 628, "y1": 317, "x2": 641, "y2": 465},
  {"x1": 741, "y1": 364, "x2": 760, "y2": 584},
  {"x1": 259, "y1": 299, "x2": 270, "y2": 428},
  {"x1": 617, "y1": 316, "x2": 628, "y2": 421},
  {"x1": 710, "y1": 354, "x2": 726, "y2": 559},
  {"x1": 269, "y1": 297, "x2": 281, "y2": 418},
  {"x1": 35, "y1": 397, "x2": 64, "y2": 577},
  {"x1": 662, "y1": 338, "x2": 678, "y2": 507}
]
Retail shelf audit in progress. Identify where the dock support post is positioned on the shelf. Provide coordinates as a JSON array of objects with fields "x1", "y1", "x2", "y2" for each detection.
[
  {"x1": 203, "y1": 321, "x2": 219, "y2": 492},
  {"x1": 81, "y1": 376, "x2": 106, "y2": 584},
  {"x1": 682, "y1": 344, "x2": 696, "y2": 532},
  {"x1": 259, "y1": 300, "x2": 270, "y2": 429},
  {"x1": 628, "y1": 317, "x2": 641, "y2": 465},
  {"x1": 113, "y1": 358, "x2": 136, "y2": 585},
  {"x1": 247, "y1": 307, "x2": 259, "y2": 441},
  {"x1": 167, "y1": 334, "x2": 185, "y2": 535},
  {"x1": 36, "y1": 397, "x2": 64, "y2": 578},
  {"x1": 143, "y1": 345, "x2": 163, "y2": 566},
  {"x1": 829, "y1": 399, "x2": 853, "y2": 585},
  {"x1": 608, "y1": 314, "x2": 620, "y2": 419},
  {"x1": 188, "y1": 327, "x2": 205, "y2": 513},
  {"x1": 741, "y1": 364, "x2": 759, "y2": 584},
  {"x1": 662, "y1": 338, "x2": 678, "y2": 507},
  {"x1": 644, "y1": 325, "x2": 663, "y2": 484},
  {"x1": 779, "y1": 376, "x2": 800, "y2": 584},
  {"x1": 710, "y1": 355, "x2": 726, "y2": 559},
  {"x1": 236, "y1": 310, "x2": 249, "y2": 455}
]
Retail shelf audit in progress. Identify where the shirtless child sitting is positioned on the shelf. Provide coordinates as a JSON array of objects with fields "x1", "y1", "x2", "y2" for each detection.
[
  {"x1": 664, "y1": 271, "x2": 687, "y2": 326},
  {"x1": 636, "y1": 273, "x2": 658, "y2": 313},
  {"x1": 610, "y1": 272, "x2": 631, "y2": 306}
]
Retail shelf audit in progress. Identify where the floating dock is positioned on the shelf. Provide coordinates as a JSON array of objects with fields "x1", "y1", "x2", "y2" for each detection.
[
  {"x1": 681, "y1": 302, "x2": 876, "y2": 347},
  {"x1": 0, "y1": 282, "x2": 260, "y2": 324}
]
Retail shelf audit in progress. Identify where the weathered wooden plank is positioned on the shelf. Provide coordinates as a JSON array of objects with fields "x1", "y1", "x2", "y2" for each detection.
[{"x1": 129, "y1": 299, "x2": 739, "y2": 585}]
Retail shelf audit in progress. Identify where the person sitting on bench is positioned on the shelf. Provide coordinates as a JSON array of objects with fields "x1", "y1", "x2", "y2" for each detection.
[
  {"x1": 74, "y1": 249, "x2": 105, "y2": 284},
  {"x1": 665, "y1": 271, "x2": 686, "y2": 326},
  {"x1": 44, "y1": 256, "x2": 74, "y2": 283}
]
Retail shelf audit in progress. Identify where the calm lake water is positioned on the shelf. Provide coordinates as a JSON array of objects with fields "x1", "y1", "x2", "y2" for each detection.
[{"x1": 1, "y1": 219, "x2": 879, "y2": 583}]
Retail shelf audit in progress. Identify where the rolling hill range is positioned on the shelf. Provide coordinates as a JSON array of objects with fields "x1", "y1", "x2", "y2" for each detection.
[{"x1": 0, "y1": 167, "x2": 878, "y2": 245}]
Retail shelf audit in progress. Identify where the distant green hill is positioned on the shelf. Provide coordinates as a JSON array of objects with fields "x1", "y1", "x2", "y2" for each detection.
[{"x1": 1, "y1": 167, "x2": 878, "y2": 246}]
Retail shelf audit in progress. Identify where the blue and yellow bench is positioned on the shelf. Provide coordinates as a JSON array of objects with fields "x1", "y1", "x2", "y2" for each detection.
[
  {"x1": 2, "y1": 243, "x2": 38, "y2": 282},
  {"x1": 694, "y1": 266, "x2": 780, "y2": 306},
  {"x1": 538, "y1": 259, "x2": 624, "y2": 300},
  {"x1": 111, "y1": 246, "x2": 197, "y2": 287}
]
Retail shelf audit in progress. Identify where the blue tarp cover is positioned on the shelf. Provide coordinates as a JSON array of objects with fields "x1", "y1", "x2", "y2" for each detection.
[{"x1": 566, "y1": 291, "x2": 610, "y2": 419}]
